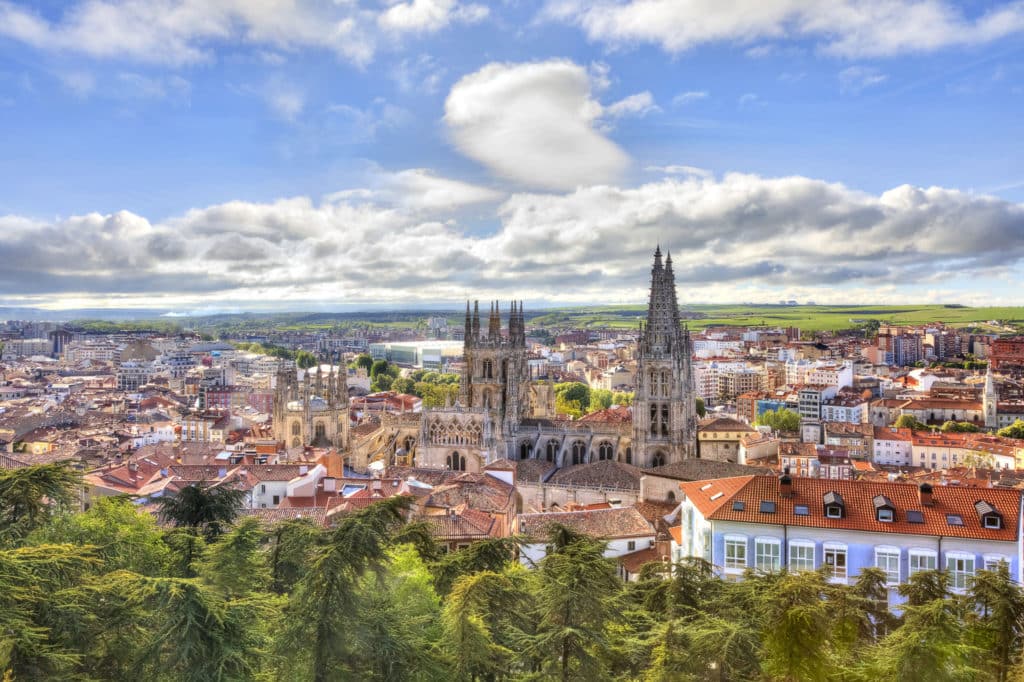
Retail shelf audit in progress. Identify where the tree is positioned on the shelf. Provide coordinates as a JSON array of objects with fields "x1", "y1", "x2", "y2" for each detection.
[
  {"x1": 442, "y1": 570, "x2": 522, "y2": 681},
  {"x1": 755, "y1": 408, "x2": 800, "y2": 432},
  {"x1": 528, "y1": 526, "x2": 622, "y2": 681},
  {"x1": 267, "y1": 517, "x2": 323, "y2": 595},
  {"x1": 554, "y1": 382, "x2": 591, "y2": 412},
  {"x1": 296, "y1": 350, "x2": 318, "y2": 369},
  {"x1": 894, "y1": 414, "x2": 928, "y2": 431},
  {"x1": 589, "y1": 389, "x2": 614, "y2": 413},
  {"x1": 277, "y1": 496, "x2": 412, "y2": 682},
  {"x1": 941, "y1": 421, "x2": 980, "y2": 433},
  {"x1": 759, "y1": 570, "x2": 833, "y2": 682},
  {"x1": 998, "y1": 419, "x2": 1024, "y2": 440},
  {"x1": 29, "y1": 496, "x2": 170, "y2": 575},
  {"x1": 156, "y1": 482, "x2": 247, "y2": 575},
  {"x1": 197, "y1": 517, "x2": 270, "y2": 597},
  {"x1": 354, "y1": 354, "x2": 374, "y2": 372},
  {"x1": 613, "y1": 391, "x2": 634, "y2": 407},
  {"x1": 0, "y1": 462, "x2": 81, "y2": 545},
  {"x1": 370, "y1": 360, "x2": 391, "y2": 380},
  {"x1": 695, "y1": 397, "x2": 706, "y2": 418},
  {"x1": 968, "y1": 562, "x2": 1024, "y2": 682},
  {"x1": 391, "y1": 376, "x2": 415, "y2": 395}
]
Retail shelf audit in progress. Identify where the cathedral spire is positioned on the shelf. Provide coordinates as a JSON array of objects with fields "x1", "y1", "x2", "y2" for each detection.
[
  {"x1": 472, "y1": 300, "x2": 480, "y2": 342},
  {"x1": 465, "y1": 301, "x2": 472, "y2": 348},
  {"x1": 489, "y1": 300, "x2": 501, "y2": 339}
]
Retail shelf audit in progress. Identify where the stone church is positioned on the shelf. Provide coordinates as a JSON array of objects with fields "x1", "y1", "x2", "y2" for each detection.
[
  {"x1": 278, "y1": 247, "x2": 698, "y2": 473},
  {"x1": 272, "y1": 364, "x2": 350, "y2": 449}
]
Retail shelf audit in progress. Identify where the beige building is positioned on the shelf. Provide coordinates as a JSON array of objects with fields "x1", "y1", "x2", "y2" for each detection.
[{"x1": 697, "y1": 416, "x2": 757, "y2": 463}]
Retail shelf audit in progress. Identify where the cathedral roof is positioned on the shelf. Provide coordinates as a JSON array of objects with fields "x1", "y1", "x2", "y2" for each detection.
[
  {"x1": 579, "y1": 405, "x2": 633, "y2": 423},
  {"x1": 548, "y1": 460, "x2": 643, "y2": 490}
]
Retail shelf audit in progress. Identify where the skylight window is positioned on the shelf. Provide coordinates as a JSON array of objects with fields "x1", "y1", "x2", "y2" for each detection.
[
  {"x1": 700, "y1": 483, "x2": 713, "y2": 491},
  {"x1": 759, "y1": 501, "x2": 776, "y2": 514},
  {"x1": 946, "y1": 514, "x2": 964, "y2": 526},
  {"x1": 794, "y1": 505, "x2": 810, "y2": 516},
  {"x1": 710, "y1": 492, "x2": 724, "y2": 501},
  {"x1": 732, "y1": 501, "x2": 745, "y2": 511},
  {"x1": 906, "y1": 510, "x2": 924, "y2": 524}
]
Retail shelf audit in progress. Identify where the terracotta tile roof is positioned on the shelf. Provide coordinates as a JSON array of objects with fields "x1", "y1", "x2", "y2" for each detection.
[
  {"x1": 701, "y1": 476, "x2": 1020, "y2": 542},
  {"x1": 668, "y1": 525, "x2": 683, "y2": 545},
  {"x1": 426, "y1": 473, "x2": 513, "y2": 514},
  {"x1": 578, "y1": 405, "x2": 633, "y2": 423},
  {"x1": 618, "y1": 546, "x2": 663, "y2": 574},
  {"x1": 517, "y1": 506, "x2": 654, "y2": 540},
  {"x1": 239, "y1": 507, "x2": 329, "y2": 527},
  {"x1": 424, "y1": 508, "x2": 497, "y2": 541},
  {"x1": 902, "y1": 399, "x2": 982, "y2": 411},
  {"x1": 678, "y1": 476, "x2": 758, "y2": 517},
  {"x1": 0, "y1": 454, "x2": 30, "y2": 469},
  {"x1": 873, "y1": 426, "x2": 913, "y2": 441},
  {"x1": 515, "y1": 458, "x2": 556, "y2": 482},
  {"x1": 249, "y1": 465, "x2": 304, "y2": 481}
]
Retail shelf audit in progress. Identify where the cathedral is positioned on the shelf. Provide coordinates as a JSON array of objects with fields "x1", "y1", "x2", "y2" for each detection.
[{"x1": 277, "y1": 247, "x2": 698, "y2": 473}]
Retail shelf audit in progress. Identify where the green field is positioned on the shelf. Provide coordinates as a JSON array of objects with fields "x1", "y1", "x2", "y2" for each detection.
[{"x1": 526, "y1": 304, "x2": 1024, "y2": 334}]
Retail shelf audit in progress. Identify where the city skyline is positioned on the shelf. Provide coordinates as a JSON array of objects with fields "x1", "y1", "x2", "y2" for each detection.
[{"x1": 2, "y1": 1, "x2": 1024, "y2": 311}]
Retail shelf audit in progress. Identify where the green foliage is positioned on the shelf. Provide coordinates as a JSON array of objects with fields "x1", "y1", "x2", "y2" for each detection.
[
  {"x1": 353, "y1": 353, "x2": 374, "y2": 372},
  {"x1": 894, "y1": 414, "x2": 929, "y2": 431},
  {"x1": 295, "y1": 350, "x2": 318, "y2": 369},
  {"x1": 755, "y1": 407, "x2": 801, "y2": 432},
  {"x1": 370, "y1": 360, "x2": 401, "y2": 392},
  {"x1": 695, "y1": 396, "x2": 706, "y2": 418},
  {"x1": 941, "y1": 420, "x2": 981, "y2": 433},
  {"x1": 0, "y1": 462, "x2": 81, "y2": 545},
  {"x1": 998, "y1": 419, "x2": 1024, "y2": 440}
]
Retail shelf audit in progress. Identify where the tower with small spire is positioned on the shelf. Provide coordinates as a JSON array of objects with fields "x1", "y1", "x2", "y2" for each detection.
[
  {"x1": 632, "y1": 246, "x2": 698, "y2": 465},
  {"x1": 984, "y1": 363, "x2": 998, "y2": 429}
]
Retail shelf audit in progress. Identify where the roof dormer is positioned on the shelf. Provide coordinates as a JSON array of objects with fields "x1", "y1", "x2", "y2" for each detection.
[
  {"x1": 823, "y1": 491, "x2": 845, "y2": 519},
  {"x1": 975, "y1": 500, "x2": 1003, "y2": 530},
  {"x1": 873, "y1": 494, "x2": 896, "y2": 523}
]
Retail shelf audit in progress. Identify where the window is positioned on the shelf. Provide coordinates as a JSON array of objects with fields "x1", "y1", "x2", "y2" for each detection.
[
  {"x1": 946, "y1": 514, "x2": 964, "y2": 526},
  {"x1": 906, "y1": 510, "x2": 924, "y2": 524},
  {"x1": 724, "y1": 536, "x2": 747, "y2": 572},
  {"x1": 875, "y1": 547, "x2": 900, "y2": 585},
  {"x1": 732, "y1": 501, "x2": 745, "y2": 512},
  {"x1": 948, "y1": 554, "x2": 976, "y2": 590},
  {"x1": 789, "y1": 541, "x2": 815, "y2": 572},
  {"x1": 909, "y1": 550, "x2": 937, "y2": 577},
  {"x1": 984, "y1": 515, "x2": 1002, "y2": 529},
  {"x1": 794, "y1": 505, "x2": 810, "y2": 516},
  {"x1": 755, "y1": 538, "x2": 781, "y2": 572},
  {"x1": 272, "y1": 495, "x2": 280, "y2": 505},
  {"x1": 825, "y1": 506, "x2": 842, "y2": 519},
  {"x1": 877, "y1": 508, "x2": 894, "y2": 522},
  {"x1": 824, "y1": 544, "x2": 847, "y2": 582},
  {"x1": 260, "y1": 484, "x2": 266, "y2": 493},
  {"x1": 627, "y1": 540, "x2": 636, "y2": 551},
  {"x1": 759, "y1": 501, "x2": 776, "y2": 514},
  {"x1": 984, "y1": 555, "x2": 1009, "y2": 572}
]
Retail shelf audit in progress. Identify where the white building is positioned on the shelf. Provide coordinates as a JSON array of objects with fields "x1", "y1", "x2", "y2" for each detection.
[{"x1": 515, "y1": 507, "x2": 656, "y2": 568}]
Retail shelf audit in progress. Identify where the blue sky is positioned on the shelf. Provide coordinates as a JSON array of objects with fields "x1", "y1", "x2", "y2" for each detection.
[{"x1": 1, "y1": 0, "x2": 1023, "y2": 312}]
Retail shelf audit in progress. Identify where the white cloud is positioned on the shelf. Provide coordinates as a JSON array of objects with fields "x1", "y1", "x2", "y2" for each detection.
[
  {"x1": 444, "y1": 59, "x2": 630, "y2": 190},
  {"x1": 0, "y1": 0, "x2": 377, "y2": 66},
  {"x1": 605, "y1": 91, "x2": 660, "y2": 118},
  {"x1": 838, "y1": 66, "x2": 888, "y2": 94},
  {"x1": 672, "y1": 90, "x2": 708, "y2": 106},
  {"x1": 116, "y1": 73, "x2": 191, "y2": 101},
  {"x1": 325, "y1": 100, "x2": 412, "y2": 141},
  {"x1": 738, "y1": 92, "x2": 760, "y2": 108},
  {"x1": 391, "y1": 54, "x2": 446, "y2": 94},
  {"x1": 4, "y1": 171, "x2": 1024, "y2": 308},
  {"x1": 542, "y1": 0, "x2": 1024, "y2": 59},
  {"x1": 644, "y1": 165, "x2": 713, "y2": 178},
  {"x1": 378, "y1": 0, "x2": 488, "y2": 33}
]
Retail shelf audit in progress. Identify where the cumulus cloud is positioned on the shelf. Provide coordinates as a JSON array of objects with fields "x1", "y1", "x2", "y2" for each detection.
[
  {"x1": 444, "y1": 59, "x2": 631, "y2": 190},
  {"x1": 2, "y1": 171, "x2": 1023, "y2": 308},
  {"x1": 378, "y1": 0, "x2": 488, "y2": 33},
  {"x1": 541, "y1": 0, "x2": 1024, "y2": 58}
]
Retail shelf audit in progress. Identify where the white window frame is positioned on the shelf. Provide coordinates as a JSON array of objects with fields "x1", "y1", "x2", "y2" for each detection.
[
  {"x1": 947, "y1": 552, "x2": 976, "y2": 591},
  {"x1": 754, "y1": 537, "x2": 781, "y2": 573},
  {"x1": 788, "y1": 539, "x2": 815, "y2": 572},
  {"x1": 724, "y1": 534, "x2": 747, "y2": 573},
  {"x1": 825, "y1": 505, "x2": 842, "y2": 519},
  {"x1": 983, "y1": 554, "x2": 1009, "y2": 572},
  {"x1": 983, "y1": 515, "x2": 1002, "y2": 529},
  {"x1": 909, "y1": 549, "x2": 937, "y2": 577},
  {"x1": 877, "y1": 508, "x2": 894, "y2": 523},
  {"x1": 823, "y1": 542, "x2": 848, "y2": 583},
  {"x1": 875, "y1": 546, "x2": 901, "y2": 586}
]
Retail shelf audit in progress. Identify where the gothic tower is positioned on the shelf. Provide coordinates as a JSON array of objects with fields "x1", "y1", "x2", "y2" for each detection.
[
  {"x1": 984, "y1": 363, "x2": 998, "y2": 429},
  {"x1": 632, "y1": 247, "x2": 698, "y2": 466},
  {"x1": 272, "y1": 361, "x2": 350, "y2": 450},
  {"x1": 460, "y1": 300, "x2": 530, "y2": 444}
]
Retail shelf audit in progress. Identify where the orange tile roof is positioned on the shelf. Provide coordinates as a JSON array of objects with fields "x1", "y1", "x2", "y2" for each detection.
[
  {"x1": 701, "y1": 476, "x2": 1020, "y2": 542},
  {"x1": 678, "y1": 476, "x2": 759, "y2": 517}
]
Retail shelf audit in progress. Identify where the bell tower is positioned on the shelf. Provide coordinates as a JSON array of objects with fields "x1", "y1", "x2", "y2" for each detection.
[
  {"x1": 632, "y1": 247, "x2": 698, "y2": 466},
  {"x1": 460, "y1": 300, "x2": 529, "y2": 440}
]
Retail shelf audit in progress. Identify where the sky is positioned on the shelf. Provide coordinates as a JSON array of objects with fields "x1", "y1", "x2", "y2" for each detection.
[{"x1": 1, "y1": 0, "x2": 1023, "y2": 314}]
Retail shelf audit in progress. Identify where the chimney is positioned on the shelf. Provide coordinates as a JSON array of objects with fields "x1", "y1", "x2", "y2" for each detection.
[
  {"x1": 779, "y1": 469, "x2": 793, "y2": 499},
  {"x1": 323, "y1": 477, "x2": 336, "y2": 492},
  {"x1": 919, "y1": 482, "x2": 934, "y2": 507}
]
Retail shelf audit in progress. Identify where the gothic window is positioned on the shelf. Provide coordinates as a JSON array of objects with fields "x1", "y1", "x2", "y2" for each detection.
[
  {"x1": 598, "y1": 441, "x2": 613, "y2": 461},
  {"x1": 546, "y1": 439, "x2": 559, "y2": 462},
  {"x1": 447, "y1": 451, "x2": 466, "y2": 471},
  {"x1": 520, "y1": 441, "x2": 533, "y2": 460},
  {"x1": 571, "y1": 440, "x2": 587, "y2": 465},
  {"x1": 661, "y1": 405, "x2": 670, "y2": 436},
  {"x1": 291, "y1": 422, "x2": 301, "y2": 436},
  {"x1": 483, "y1": 360, "x2": 493, "y2": 379},
  {"x1": 650, "y1": 404, "x2": 658, "y2": 435},
  {"x1": 662, "y1": 371, "x2": 670, "y2": 397},
  {"x1": 403, "y1": 436, "x2": 415, "y2": 452},
  {"x1": 625, "y1": 446, "x2": 633, "y2": 465},
  {"x1": 314, "y1": 422, "x2": 326, "y2": 442},
  {"x1": 291, "y1": 437, "x2": 301, "y2": 447},
  {"x1": 482, "y1": 389, "x2": 492, "y2": 409},
  {"x1": 652, "y1": 451, "x2": 666, "y2": 467}
]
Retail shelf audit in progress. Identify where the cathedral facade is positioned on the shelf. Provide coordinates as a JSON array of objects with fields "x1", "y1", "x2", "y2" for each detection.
[
  {"x1": 272, "y1": 364, "x2": 350, "y2": 450},
  {"x1": 411, "y1": 247, "x2": 698, "y2": 473}
]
